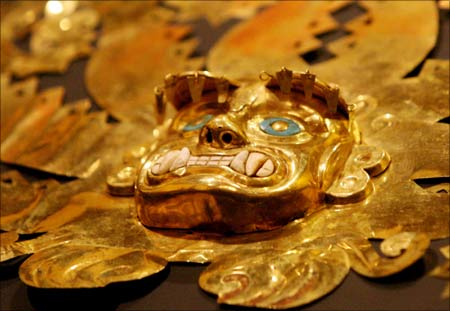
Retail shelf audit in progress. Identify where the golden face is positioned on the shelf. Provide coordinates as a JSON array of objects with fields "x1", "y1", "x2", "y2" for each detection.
[{"x1": 135, "y1": 70, "x2": 362, "y2": 233}]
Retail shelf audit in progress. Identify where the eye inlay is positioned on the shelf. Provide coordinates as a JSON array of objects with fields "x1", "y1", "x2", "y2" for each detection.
[
  {"x1": 260, "y1": 117, "x2": 302, "y2": 136},
  {"x1": 183, "y1": 114, "x2": 213, "y2": 132}
]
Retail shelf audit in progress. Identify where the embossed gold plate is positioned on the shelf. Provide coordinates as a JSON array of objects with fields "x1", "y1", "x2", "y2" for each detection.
[{"x1": 0, "y1": 1, "x2": 448, "y2": 309}]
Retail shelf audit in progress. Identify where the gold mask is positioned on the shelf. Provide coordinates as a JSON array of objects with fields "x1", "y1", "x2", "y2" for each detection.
[{"x1": 132, "y1": 69, "x2": 390, "y2": 233}]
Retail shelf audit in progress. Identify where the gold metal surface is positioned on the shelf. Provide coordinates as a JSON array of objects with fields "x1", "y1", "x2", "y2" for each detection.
[
  {"x1": 135, "y1": 69, "x2": 390, "y2": 233},
  {"x1": 20, "y1": 245, "x2": 167, "y2": 288},
  {"x1": 200, "y1": 247, "x2": 351, "y2": 308},
  {"x1": 1, "y1": 60, "x2": 447, "y2": 308},
  {"x1": 0, "y1": 1, "x2": 44, "y2": 73},
  {"x1": 5, "y1": 2, "x2": 99, "y2": 77},
  {"x1": 0, "y1": 170, "x2": 59, "y2": 233},
  {"x1": 0, "y1": 75, "x2": 157, "y2": 178},
  {"x1": 82, "y1": 0, "x2": 173, "y2": 34},
  {"x1": 0, "y1": 1, "x2": 448, "y2": 309},
  {"x1": 0, "y1": 1, "x2": 44, "y2": 41},
  {"x1": 167, "y1": 1, "x2": 275, "y2": 26},
  {"x1": 438, "y1": 0, "x2": 450, "y2": 10},
  {"x1": 0, "y1": 83, "x2": 106, "y2": 178},
  {"x1": 208, "y1": 1, "x2": 438, "y2": 96},
  {"x1": 0, "y1": 231, "x2": 19, "y2": 252},
  {"x1": 0, "y1": 40, "x2": 21, "y2": 74},
  {"x1": 85, "y1": 22, "x2": 203, "y2": 124},
  {"x1": 1, "y1": 74, "x2": 39, "y2": 143},
  {"x1": 430, "y1": 245, "x2": 450, "y2": 299}
]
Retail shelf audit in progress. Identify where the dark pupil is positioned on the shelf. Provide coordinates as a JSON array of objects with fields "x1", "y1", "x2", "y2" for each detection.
[{"x1": 221, "y1": 132, "x2": 233, "y2": 144}]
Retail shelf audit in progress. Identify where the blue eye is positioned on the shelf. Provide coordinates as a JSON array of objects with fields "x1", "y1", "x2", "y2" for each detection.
[
  {"x1": 183, "y1": 114, "x2": 213, "y2": 132},
  {"x1": 259, "y1": 117, "x2": 301, "y2": 136}
]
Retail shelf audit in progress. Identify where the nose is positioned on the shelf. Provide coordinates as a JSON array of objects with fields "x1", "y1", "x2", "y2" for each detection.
[{"x1": 199, "y1": 115, "x2": 247, "y2": 149}]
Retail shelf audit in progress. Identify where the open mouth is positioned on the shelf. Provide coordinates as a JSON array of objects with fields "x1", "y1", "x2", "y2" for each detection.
[{"x1": 150, "y1": 147, "x2": 275, "y2": 177}]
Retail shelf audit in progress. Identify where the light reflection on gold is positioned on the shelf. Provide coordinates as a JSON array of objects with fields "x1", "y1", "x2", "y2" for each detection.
[
  {"x1": 58, "y1": 17, "x2": 72, "y2": 31},
  {"x1": 271, "y1": 120, "x2": 289, "y2": 132},
  {"x1": 45, "y1": 1, "x2": 64, "y2": 16},
  {"x1": 45, "y1": 1, "x2": 78, "y2": 17}
]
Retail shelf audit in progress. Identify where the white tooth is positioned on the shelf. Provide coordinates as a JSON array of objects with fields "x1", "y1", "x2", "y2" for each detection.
[
  {"x1": 170, "y1": 147, "x2": 190, "y2": 171},
  {"x1": 158, "y1": 150, "x2": 180, "y2": 174},
  {"x1": 151, "y1": 163, "x2": 161, "y2": 175},
  {"x1": 207, "y1": 160, "x2": 219, "y2": 166},
  {"x1": 256, "y1": 159, "x2": 275, "y2": 177},
  {"x1": 245, "y1": 152, "x2": 267, "y2": 176},
  {"x1": 197, "y1": 160, "x2": 207, "y2": 165},
  {"x1": 219, "y1": 160, "x2": 231, "y2": 166},
  {"x1": 230, "y1": 150, "x2": 249, "y2": 174},
  {"x1": 151, "y1": 154, "x2": 166, "y2": 175},
  {"x1": 200, "y1": 156, "x2": 209, "y2": 161},
  {"x1": 222, "y1": 156, "x2": 234, "y2": 161},
  {"x1": 188, "y1": 156, "x2": 198, "y2": 166},
  {"x1": 210, "y1": 156, "x2": 222, "y2": 161}
]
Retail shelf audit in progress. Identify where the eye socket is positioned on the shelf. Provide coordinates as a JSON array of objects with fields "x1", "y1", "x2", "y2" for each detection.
[
  {"x1": 259, "y1": 117, "x2": 302, "y2": 136},
  {"x1": 182, "y1": 114, "x2": 213, "y2": 132}
]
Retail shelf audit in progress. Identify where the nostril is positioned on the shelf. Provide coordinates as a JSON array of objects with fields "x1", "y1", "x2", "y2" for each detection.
[
  {"x1": 220, "y1": 132, "x2": 233, "y2": 144},
  {"x1": 206, "y1": 128, "x2": 213, "y2": 143}
]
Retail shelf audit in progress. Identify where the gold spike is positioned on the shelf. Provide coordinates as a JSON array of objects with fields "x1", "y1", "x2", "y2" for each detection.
[
  {"x1": 215, "y1": 77, "x2": 229, "y2": 104},
  {"x1": 300, "y1": 70, "x2": 316, "y2": 102},
  {"x1": 276, "y1": 67, "x2": 293, "y2": 94},
  {"x1": 164, "y1": 73, "x2": 177, "y2": 86},
  {"x1": 154, "y1": 86, "x2": 165, "y2": 124},
  {"x1": 187, "y1": 72, "x2": 206, "y2": 103},
  {"x1": 164, "y1": 74, "x2": 178, "y2": 104},
  {"x1": 325, "y1": 83, "x2": 340, "y2": 113}
]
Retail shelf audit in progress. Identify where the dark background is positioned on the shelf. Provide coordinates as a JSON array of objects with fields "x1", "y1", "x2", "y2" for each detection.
[{"x1": 1, "y1": 3, "x2": 449, "y2": 311}]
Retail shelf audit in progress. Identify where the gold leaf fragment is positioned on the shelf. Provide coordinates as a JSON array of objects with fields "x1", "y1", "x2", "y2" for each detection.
[
  {"x1": 429, "y1": 245, "x2": 450, "y2": 299},
  {"x1": 0, "y1": 231, "x2": 19, "y2": 248},
  {"x1": 86, "y1": 23, "x2": 203, "y2": 124},
  {"x1": 342, "y1": 233, "x2": 430, "y2": 278},
  {"x1": 0, "y1": 170, "x2": 59, "y2": 233},
  {"x1": 19, "y1": 245, "x2": 167, "y2": 288},
  {"x1": 167, "y1": 0, "x2": 275, "y2": 27},
  {"x1": 199, "y1": 248, "x2": 349, "y2": 309},
  {"x1": 84, "y1": 0, "x2": 174, "y2": 34},
  {"x1": 0, "y1": 89, "x2": 113, "y2": 178},
  {"x1": 0, "y1": 1, "x2": 44, "y2": 41},
  {"x1": 208, "y1": 1, "x2": 437, "y2": 97},
  {"x1": 8, "y1": 6, "x2": 99, "y2": 77},
  {"x1": 0, "y1": 74, "x2": 39, "y2": 143}
]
